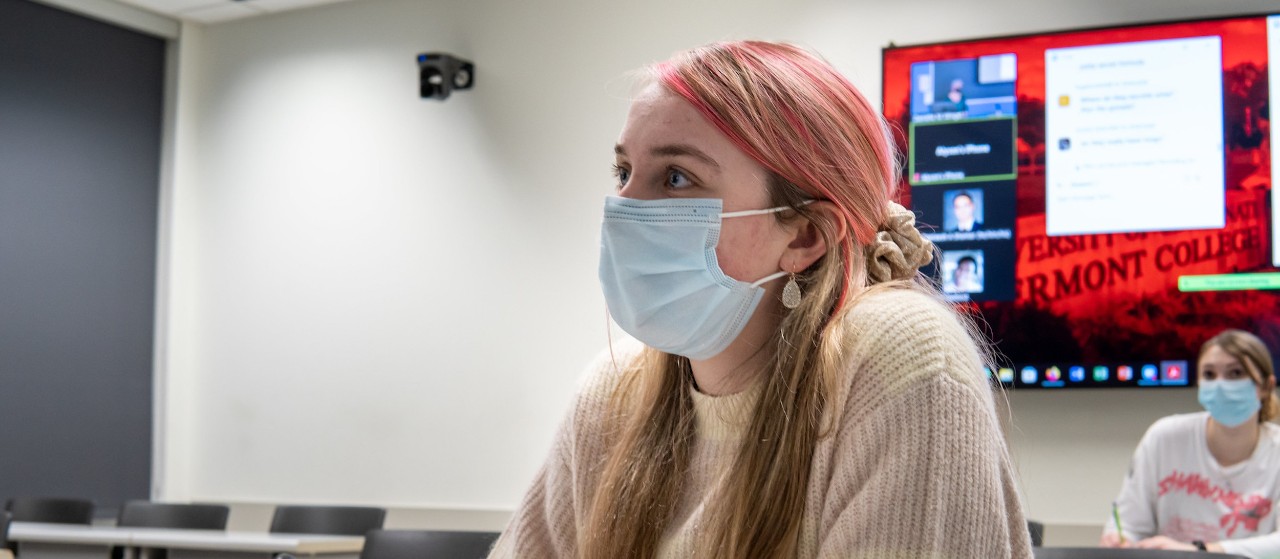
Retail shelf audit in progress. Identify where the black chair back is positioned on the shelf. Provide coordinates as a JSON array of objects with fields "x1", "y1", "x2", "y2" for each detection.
[
  {"x1": 269, "y1": 505, "x2": 386, "y2": 536},
  {"x1": 1033, "y1": 547, "x2": 1247, "y2": 559},
  {"x1": 117, "y1": 501, "x2": 229, "y2": 530},
  {"x1": 1027, "y1": 520, "x2": 1045, "y2": 547},
  {"x1": 2, "y1": 510, "x2": 12, "y2": 548},
  {"x1": 360, "y1": 529, "x2": 499, "y2": 559},
  {"x1": 5, "y1": 497, "x2": 94, "y2": 524}
]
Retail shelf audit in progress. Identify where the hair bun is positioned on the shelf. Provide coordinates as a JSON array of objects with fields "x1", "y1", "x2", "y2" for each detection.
[{"x1": 864, "y1": 202, "x2": 933, "y2": 284}]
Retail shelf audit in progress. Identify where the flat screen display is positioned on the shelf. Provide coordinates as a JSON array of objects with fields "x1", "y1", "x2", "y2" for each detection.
[{"x1": 882, "y1": 13, "x2": 1280, "y2": 389}]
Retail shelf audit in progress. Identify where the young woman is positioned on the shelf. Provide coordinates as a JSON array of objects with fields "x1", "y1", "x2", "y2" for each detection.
[
  {"x1": 1103, "y1": 329, "x2": 1280, "y2": 556},
  {"x1": 489, "y1": 41, "x2": 1031, "y2": 558}
]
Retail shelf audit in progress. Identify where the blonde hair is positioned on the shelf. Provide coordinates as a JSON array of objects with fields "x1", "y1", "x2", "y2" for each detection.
[
  {"x1": 582, "y1": 41, "x2": 963, "y2": 558},
  {"x1": 1202, "y1": 329, "x2": 1279, "y2": 423}
]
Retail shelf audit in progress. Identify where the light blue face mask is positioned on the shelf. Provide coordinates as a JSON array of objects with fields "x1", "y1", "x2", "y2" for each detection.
[
  {"x1": 1198, "y1": 378, "x2": 1261, "y2": 428},
  {"x1": 598, "y1": 195, "x2": 791, "y2": 361}
]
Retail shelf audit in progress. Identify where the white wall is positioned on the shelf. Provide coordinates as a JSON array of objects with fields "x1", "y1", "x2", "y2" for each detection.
[{"x1": 162, "y1": 0, "x2": 1278, "y2": 539}]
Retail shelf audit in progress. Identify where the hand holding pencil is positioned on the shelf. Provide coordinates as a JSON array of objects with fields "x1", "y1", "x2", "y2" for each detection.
[{"x1": 1099, "y1": 502, "x2": 1127, "y2": 547}]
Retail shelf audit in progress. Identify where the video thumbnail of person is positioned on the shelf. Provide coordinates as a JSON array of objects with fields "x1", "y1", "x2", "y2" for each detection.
[
  {"x1": 944, "y1": 188, "x2": 983, "y2": 232},
  {"x1": 909, "y1": 55, "x2": 1018, "y2": 123},
  {"x1": 915, "y1": 183, "x2": 1016, "y2": 241},
  {"x1": 941, "y1": 249, "x2": 985, "y2": 297}
]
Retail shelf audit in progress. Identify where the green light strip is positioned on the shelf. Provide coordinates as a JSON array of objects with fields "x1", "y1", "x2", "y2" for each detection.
[{"x1": 1178, "y1": 273, "x2": 1280, "y2": 292}]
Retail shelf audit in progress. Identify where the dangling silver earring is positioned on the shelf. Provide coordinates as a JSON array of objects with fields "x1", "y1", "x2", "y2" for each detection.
[{"x1": 782, "y1": 273, "x2": 802, "y2": 309}]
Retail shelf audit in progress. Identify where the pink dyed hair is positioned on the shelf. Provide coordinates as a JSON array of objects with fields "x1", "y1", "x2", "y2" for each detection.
[{"x1": 656, "y1": 41, "x2": 898, "y2": 312}]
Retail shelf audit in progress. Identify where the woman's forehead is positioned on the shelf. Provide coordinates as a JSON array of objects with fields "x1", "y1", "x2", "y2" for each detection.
[{"x1": 1201, "y1": 345, "x2": 1240, "y2": 364}]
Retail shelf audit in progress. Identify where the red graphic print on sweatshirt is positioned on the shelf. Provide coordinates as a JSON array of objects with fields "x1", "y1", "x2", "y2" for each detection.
[{"x1": 1159, "y1": 471, "x2": 1273, "y2": 536}]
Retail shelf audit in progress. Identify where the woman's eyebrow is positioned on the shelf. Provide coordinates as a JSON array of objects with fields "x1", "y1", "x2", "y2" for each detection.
[
  {"x1": 650, "y1": 144, "x2": 720, "y2": 170},
  {"x1": 614, "y1": 143, "x2": 720, "y2": 170}
]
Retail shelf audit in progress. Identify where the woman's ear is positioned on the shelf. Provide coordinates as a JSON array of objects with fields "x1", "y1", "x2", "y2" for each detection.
[{"x1": 779, "y1": 201, "x2": 846, "y2": 273}]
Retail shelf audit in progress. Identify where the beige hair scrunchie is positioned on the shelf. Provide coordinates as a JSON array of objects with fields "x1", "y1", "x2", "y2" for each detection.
[{"x1": 864, "y1": 202, "x2": 934, "y2": 284}]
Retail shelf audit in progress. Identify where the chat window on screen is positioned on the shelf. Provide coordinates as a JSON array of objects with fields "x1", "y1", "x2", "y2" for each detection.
[
  {"x1": 1044, "y1": 36, "x2": 1226, "y2": 237},
  {"x1": 1270, "y1": 15, "x2": 1280, "y2": 266}
]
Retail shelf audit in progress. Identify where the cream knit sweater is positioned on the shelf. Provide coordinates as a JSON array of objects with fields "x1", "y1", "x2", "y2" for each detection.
[{"x1": 490, "y1": 287, "x2": 1033, "y2": 558}]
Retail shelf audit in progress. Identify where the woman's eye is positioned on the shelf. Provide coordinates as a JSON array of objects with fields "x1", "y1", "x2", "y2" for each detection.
[
  {"x1": 1202, "y1": 369, "x2": 1217, "y2": 380},
  {"x1": 1226, "y1": 368, "x2": 1245, "y2": 379},
  {"x1": 612, "y1": 165, "x2": 630, "y2": 187},
  {"x1": 666, "y1": 168, "x2": 693, "y2": 189}
]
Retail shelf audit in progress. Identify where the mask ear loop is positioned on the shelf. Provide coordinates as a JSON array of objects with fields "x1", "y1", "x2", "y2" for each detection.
[
  {"x1": 749, "y1": 271, "x2": 788, "y2": 288},
  {"x1": 720, "y1": 199, "x2": 816, "y2": 219}
]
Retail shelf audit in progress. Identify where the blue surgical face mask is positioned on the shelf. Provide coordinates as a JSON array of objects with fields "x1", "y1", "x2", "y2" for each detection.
[
  {"x1": 1198, "y1": 378, "x2": 1261, "y2": 428},
  {"x1": 598, "y1": 195, "x2": 791, "y2": 360}
]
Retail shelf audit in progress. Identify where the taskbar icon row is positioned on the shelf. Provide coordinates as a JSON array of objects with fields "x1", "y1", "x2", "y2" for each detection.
[{"x1": 986, "y1": 361, "x2": 1191, "y2": 388}]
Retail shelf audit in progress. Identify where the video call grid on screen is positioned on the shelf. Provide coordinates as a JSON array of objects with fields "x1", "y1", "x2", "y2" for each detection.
[
  {"x1": 883, "y1": 12, "x2": 1280, "y2": 389},
  {"x1": 914, "y1": 181, "x2": 1018, "y2": 303},
  {"x1": 908, "y1": 56, "x2": 1020, "y2": 186}
]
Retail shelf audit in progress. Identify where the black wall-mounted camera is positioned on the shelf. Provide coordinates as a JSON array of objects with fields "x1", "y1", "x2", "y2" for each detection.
[{"x1": 417, "y1": 53, "x2": 474, "y2": 100}]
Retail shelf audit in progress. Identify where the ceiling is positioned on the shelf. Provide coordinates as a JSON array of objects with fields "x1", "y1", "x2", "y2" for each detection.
[{"x1": 114, "y1": 0, "x2": 356, "y2": 24}]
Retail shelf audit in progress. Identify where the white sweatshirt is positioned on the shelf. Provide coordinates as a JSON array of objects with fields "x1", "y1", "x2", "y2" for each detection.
[{"x1": 1106, "y1": 412, "x2": 1280, "y2": 558}]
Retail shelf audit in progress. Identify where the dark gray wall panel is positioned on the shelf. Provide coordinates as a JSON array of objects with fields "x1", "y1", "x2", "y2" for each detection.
[{"x1": 0, "y1": 0, "x2": 162, "y2": 514}]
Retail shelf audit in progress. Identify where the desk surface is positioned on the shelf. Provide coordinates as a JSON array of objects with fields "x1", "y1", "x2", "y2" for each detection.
[
  {"x1": 1034, "y1": 546, "x2": 1246, "y2": 559},
  {"x1": 8, "y1": 523, "x2": 133, "y2": 546},
  {"x1": 9, "y1": 522, "x2": 364, "y2": 554}
]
